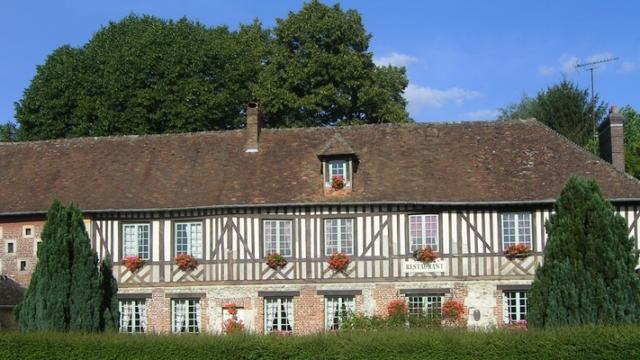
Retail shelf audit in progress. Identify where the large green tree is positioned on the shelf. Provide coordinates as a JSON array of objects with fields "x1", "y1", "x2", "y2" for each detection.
[
  {"x1": 16, "y1": 201, "x2": 118, "y2": 331},
  {"x1": 0, "y1": 122, "x2": 16, "y2": 142},
  {"x1": 528, "y1": 177, "x2": 640, "y2": 327},
  {"x1": 499, "y1": 80, "x2": 607, "y2": 152},
  {"x1": 621, "y1": 105, "x2": 640, "y2": 178},
  {"x1": 15, "y1": 3, "x2": 411, "y2": 140},
  {"x1": 254, "y1": 0, "x2": 410, "y2": 127}
]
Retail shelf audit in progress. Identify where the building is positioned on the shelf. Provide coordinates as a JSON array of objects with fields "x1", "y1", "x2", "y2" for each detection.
[
  {"x1": 0, "y1": 275, "x2": 24, "y2": 330},
  {"x1": 0, "y1": 104, "x2": 638, "y2": 333}
]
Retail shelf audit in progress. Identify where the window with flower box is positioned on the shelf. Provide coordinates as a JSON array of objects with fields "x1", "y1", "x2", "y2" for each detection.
[
  {"x1": 502, "y1": 290, "x2": 528, "y2": 324},
  {"x1": 325, "y1": 296, "x2": 355, "y2": 330},
  {"x1": 263, "y1": 220, "x2": 292, "y2": 257},
  {"x1": 172, "y1": 298, "x2": 201, "y2": 334},
  {"x1": 175, "y1": 222, "x2": 202, "y2": 258},
  {"x1": 501, "y1": 213, "x2": 532, "y2": 249},
  {"x1": 123, "y1": 223, "x2": 150, "y2": 260},
  {"x1": 406, "y1": 294, "x2": 443, "y2": 318},
  {"x1": 324, "y1": 218, "x2": 353, "y2": 255},
  {"x1": 323, "y1": 159, "x2": 352, "y2": 188},
  {"x1": 119, "y1": 299, "x2": 147, "y2": 333},
  {"x1": 409, "y1": 215, "x2": 439, "y2": 252},
  {"x1": 264, "y1": 297, "x2": 294, "y2": 334}
]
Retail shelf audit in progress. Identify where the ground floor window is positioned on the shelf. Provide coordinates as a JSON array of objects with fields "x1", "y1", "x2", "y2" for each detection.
[
  {"x1": 264, "y1": 297, "x2": 293, "y2": 334},
  {"x1": 172, "y1": 298, "x2": 200, "y2": 333},
  {"x1": 119, "y1": 299, "x2": 146, "y2": 333},
  {"x1": 503, "y1": 290, "x2": 528, "y2": 323},
  {"x1": 325, "y1": 296, "x2": 355, "y2": 330},
  {"x1": 406, "y1": 294, "x2": 443, "y2": 318}
]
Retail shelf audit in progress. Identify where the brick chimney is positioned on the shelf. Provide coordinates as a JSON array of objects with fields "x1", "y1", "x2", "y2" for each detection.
[
  {"x1": 598, "y1": 105, "x2": 625, "y2": 172},
  {"x1": 245, "y1": 102, "x2": 261, "y2": 153}
]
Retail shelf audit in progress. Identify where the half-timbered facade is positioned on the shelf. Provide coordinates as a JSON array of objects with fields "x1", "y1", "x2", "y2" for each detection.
[{"x1": 1, "y1": 104, "x2": 639, "y2": 333}]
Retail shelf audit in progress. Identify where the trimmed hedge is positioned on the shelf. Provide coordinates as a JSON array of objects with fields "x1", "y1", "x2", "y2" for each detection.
[{"x1": 1, "y1": 326, "x2": 639, "y2": 360}]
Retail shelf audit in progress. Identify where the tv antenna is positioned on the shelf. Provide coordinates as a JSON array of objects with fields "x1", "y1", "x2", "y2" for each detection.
[{"x1": 575, "y1": 56, "x2": 619, "y2": 141}]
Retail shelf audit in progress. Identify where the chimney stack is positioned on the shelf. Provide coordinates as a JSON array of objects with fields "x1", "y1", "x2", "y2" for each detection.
[
  {"x1": 245, "y1": 102, "x2": 261, "y2": 153},
  {"x1": 598, "y1": 105, "x2": 625, "y2": 172}
]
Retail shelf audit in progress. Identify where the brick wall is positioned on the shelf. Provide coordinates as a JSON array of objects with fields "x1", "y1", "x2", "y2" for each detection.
[{"x1": 0, "y1": 220, "x2": 44, "y2": 288}]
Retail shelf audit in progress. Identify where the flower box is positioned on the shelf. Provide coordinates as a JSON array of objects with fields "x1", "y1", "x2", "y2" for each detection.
[
  {"x1": 123, "y1": 256, "x2": 144, "y2": 273},
  {"x1": 412, "y1": 246, "x2": 438, "y2": 263},
  {"x1": 174, "y1": 253, "x2": 198, "y2": 271},
  {"x1": 503, "y1": 244, "x2": 532, "y2": 259},
  {"x1": 328, "y1": 252, "x2": 350, "y2": 272},
  {"x1": 331, "y1": 175, "x2": 345, "y2": 191},
  {"x1": 266, "y1": 253, "x2": 288, "y2": 270}
]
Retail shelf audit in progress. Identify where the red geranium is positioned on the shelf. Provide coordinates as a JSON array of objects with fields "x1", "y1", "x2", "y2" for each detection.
[
  {"x1": 503, "y1": 243, "x2": 532, "y2": 259},
  {"x1": 223, "y1": 318, "x2": 244, "y2": 335},
  {"x1": 412, "y1": 246, "x2": 438, "y2": 263},
  {"x1": 266, "y1": 253, "x2": 288, "y2": 270},
  {"x1": 387, "y1": 299, "x2": 408, "y2": 317},
  {"x1": 174, "y1": 253, "x2": 198, "y2": 271},
  {"x1": 331, "y1": 175, "x2": 345, "y2": 191},
  {"x1": 224, "y1": 303, "x2": 238, "y2": 316},
  {"x1": 328, "y1": 252, "x2": 350, "y2": 272},
  {"x1": 442, "y1": 299, "x2": 465, "y2": 320},
  {"x1": 123, "y1": 256, "x2": 144, "y2": 273}
]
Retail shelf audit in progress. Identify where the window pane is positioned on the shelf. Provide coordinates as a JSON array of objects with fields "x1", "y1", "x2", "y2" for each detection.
[
  {"x1": 325, "y1": 296, "x2": 355, "y2": 330},
  {"x1": 503, "y1": 291, "x2": 528, "y2": 323},
  {"x1": 172, "y1": 299, "x2": 200, "y2": 333},
  {"x1": 325, "y1": 219, "x2": 353, "y2": 255},
  {"x1": 264, "y1": 220, "x2": 292, "y2": 257},
  {"x1": 264, "y1": 297, "x2": 294, "y2": 333},
  {"x1": 407, "y1": 295, "x2": 443, "y2": 318},
  {"x1": 124, "y1": 224, "x2": 149, "y2": 259},
  {"x1": 119, "y1": 299, "x2": 146, "y2": 333},
  {"x1": 502, "y1": 213, "x2": 531, "y2": 249},
  {"x1": 409, "y1": 215, "x2": 438, "y2": 252}
]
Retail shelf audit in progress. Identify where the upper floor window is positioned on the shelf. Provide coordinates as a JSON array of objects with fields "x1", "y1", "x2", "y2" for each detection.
[
  {"x1": 501, "y1": 213, "x2": 532, "y2": 249},
  {"x1": 6, "y1": 241, "x2": 15, "y2": 254},
  {"x1": 123, "y1": 223, "x2": 150, "y2": 260},
  {"x1": 264, "y1": 220, "x2": 292, "y2": 257},
  {"x1": 325, "y1": 296, "x2": 355, "y2": 330},
  {"x1": 409, "y1": 215, "x2": 439, "y2": 252},
  {"x1": 23, "y1": 225, "x2": 34, "y2": 238},
  {"x1": 264, "y1": 297, "x2": 294, "y2": 334},
  {"x1": 119, "y1": 299, "x2": 147, "y2": 333},
  {"x1": 324, "y1": 218, "x2": 353, "y2": 255},
  {"x1": 175, "y1": 222, "x2": 202, "y2": 258},
  {"x1": 407, "y1": 294, "x2": 443, "y2": 318},
  {"x1": 172, "y1": 298, "x2": 200, "y2": 333},
  {"x1": 502, "y1": 290, "x2": 528, "y2": 324},
  {"x1": 324, "y1": 159, "x2": 352, "y2": 188}
]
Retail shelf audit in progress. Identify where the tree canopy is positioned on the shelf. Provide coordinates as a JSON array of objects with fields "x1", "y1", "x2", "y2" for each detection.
[
  {"x1": 621, "y1": 105, "x2": 640, "y2": 178},
  {"x1": 528, "y1": 177, "x2": 640, "y2": 327},
  {"x1": 16, "y1": 201, "x2": 118, "y2": 332},
  {"x1": 498, "y1": 80, "x2": 607, "y2": 153},
  {"x1": 14, "y1": 2, "x2": 411, "y2": 141}
]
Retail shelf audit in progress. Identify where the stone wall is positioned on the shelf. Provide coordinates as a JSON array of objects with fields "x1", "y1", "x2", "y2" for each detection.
[{"x1": 0, "y1": 221, "x2": 43, "y2": 288}]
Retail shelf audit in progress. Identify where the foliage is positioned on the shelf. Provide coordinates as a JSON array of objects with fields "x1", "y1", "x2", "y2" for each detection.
[
  {"x1": 442, "y1": 300, "x2": 465, "y2": 321},
  {"x1": 222, "y1": 318, "x2": 245, "y2": 335},
  {"x1": 98, "y1": 256, "x2": 119, "y2": 331},
  {"x1": 0, "y1": 122, "x2": 17, "y2": 142},
  {"x1": 3, "y1": 326, "x2": 640, "y2": 359},
  {"x1": 123, "y1": 256, "x2": 144, "y2": 273},
  {"x1": 266, "y1": 253, "x2": 288, "y2": 270},
  {"x1": 498, "y1": 80, "x2": 607, "y2": 152},
  {"x1": 386, "y1": 299, "x2": 408, "y2": 318},
  {"x1": 174, "y1": 254, "x2": 198, "y2": 271},
  {"x1": 528, "y1": 177, "x2": 640, "y2": 327},
  {"x1": 16, "y1": 201, "x2": 118, "y2": 332},
  {"x1": 15, "y1": 4, "x2": 411, "y2": 141},
  {"x1": 412, "y1": 246, "x2": 438, "y2": 262},
  {"x1": 327, "y1": 252, "x2": 350, "y2": 272},
  {"x1": 503, "y1": 244, "x2": 532, "y2": 259},
  {"x1": 621, "y1": 105, "x2": 640, "y2": 178}
]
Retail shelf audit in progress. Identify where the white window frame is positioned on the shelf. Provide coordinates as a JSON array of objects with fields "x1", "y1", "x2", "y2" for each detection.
[
  {"x1": 325, "y1": 296, "x2": 355, "y2": 330},
  {"x1": 263, "y1": 220, "x2": 293, "y2": 257},
  {"x1": 324, "y1": 218, "x2": 354, "y2": 255},
  {"x1": 264, "y1": 297, "x2": 294, "y2": 334},
  {"x1": 174, "y1": 222, "x2": 203, "y2": 258},
  {"x1": 501, "y1": 212, "x2": 532, "y2": 249},
  {"x1": 172, "y1": 298, "x2": 201, "y2": 334},
  {"x1": 406, "y1": 294, "x2": 443, "y2": 318},
  {"x1": 23, "y1": 225, "x2": 34, "y2": 238},
  {"x1": 409, "y1": 214, "x2": 439, "y2": 252},
  {"x1": 503, "y1": 290, "x2": 528, "y2": 324},
  {"x1": 123, "y1": 223, "x2": 150, "y2": 260},
  {"x1": 119, "y1": 299, "x2": 147, "y2": 333},
  {"x1": 324, "y1": 159, "x2": 352, "y2": 188}
]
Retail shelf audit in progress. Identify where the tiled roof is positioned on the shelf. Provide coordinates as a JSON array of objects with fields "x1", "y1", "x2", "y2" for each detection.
[
  {"x1": 1, "y1": 119, "x2": 640, "y2": 215},
  {"x1": 0, "y1": 276, "x2": 24, "y2": 307}
]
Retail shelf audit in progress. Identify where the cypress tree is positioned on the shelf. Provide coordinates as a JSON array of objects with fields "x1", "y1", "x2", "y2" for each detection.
[
  {"x1": 99, "y1": 256, "x2": 119, "y2": 331},
  {"x1": 529, "y1": 177, "x2": 640, "y2": 327},
  {"x1": 17, "y1": 201, "x2": 118, "y2": 331}
]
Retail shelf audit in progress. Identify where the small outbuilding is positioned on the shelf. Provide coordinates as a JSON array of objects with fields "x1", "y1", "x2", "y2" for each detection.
[{"x1": 0, "y1": 275, "x2": 24, "y2": 330}]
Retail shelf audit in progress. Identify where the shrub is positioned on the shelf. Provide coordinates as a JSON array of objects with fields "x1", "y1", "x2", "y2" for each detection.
[{"x1": 442, "y1": 299, "x2": 464, "y2": 321}]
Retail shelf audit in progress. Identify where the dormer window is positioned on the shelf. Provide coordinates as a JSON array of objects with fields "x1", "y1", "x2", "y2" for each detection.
[
  {"x1": 317, "y1": 132, "x2": 357, "y2": 193},
  {"x1": 324, "y1": 159, "x2": 352, "y2": 189}
]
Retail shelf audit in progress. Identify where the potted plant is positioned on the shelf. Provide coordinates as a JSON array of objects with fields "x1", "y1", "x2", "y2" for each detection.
[
  {"x1": 503, "y1": 243, "x2": 532, "y2": 259},
  {"x1": 331, "y1": 175, "x2": 345, "y2": 191},
  {"x1": 223, "y1": 303, "x2": 244, "y2": 335},
  {"x1": 442, "y1": 299, "x2": 465, "y2": 321},
  {"x1": 174, "y1": 253, "x2": 198, "y2": 271},
  {"x1": 266, "y1": 252, "x2": 288, "y2": 270},
  {"x1": 123, "y1": 255, "x2": 144, "y2": 273},
  {"x1": 328, "y1": 252, "x2": 350, "y2": 272},
  {"x1": 412, "y1": 246, "x2": 438, "y2": 263}
]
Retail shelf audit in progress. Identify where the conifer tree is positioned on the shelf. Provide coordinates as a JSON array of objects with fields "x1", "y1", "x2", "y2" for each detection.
[
  {"x1": 99, "y1": 256, "x2": 119, "y2": 331},
  {"x1": 528, "y1": 177, "x2": 640, "y2": 327}
]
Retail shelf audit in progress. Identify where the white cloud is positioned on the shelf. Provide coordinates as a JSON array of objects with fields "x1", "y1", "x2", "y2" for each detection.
[
  {"x1": 373, "y1": 52, "x2": 419, "y2": 67},
  {"x1": 621, "y1": 61, "x2": 637, "y2": 73},
  {"x1": 538, "y1": 65, "x2": 555, "y2": 76},
  {"x1": 559, "y1": 55, "x2": 579, "y2": 74},
  {"x1": 463, "y1": 109, "x2": 500, "y2": 120},
  {"x1": 404, "y1": 84, "x2": 482, "y2": 113}
]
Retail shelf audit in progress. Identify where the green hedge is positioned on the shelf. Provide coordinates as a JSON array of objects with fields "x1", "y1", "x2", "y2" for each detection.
[{"x1": 1, "y1": 326, "x2": 639, "y2": 360}]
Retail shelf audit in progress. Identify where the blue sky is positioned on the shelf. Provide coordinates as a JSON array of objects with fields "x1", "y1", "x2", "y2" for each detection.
[{"x1": 1, "y1": 0, "x2": 638, "y2": 124}]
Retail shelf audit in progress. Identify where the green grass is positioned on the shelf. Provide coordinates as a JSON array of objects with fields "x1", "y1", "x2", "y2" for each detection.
[{"x1": 1, "y1": 326, "x2": 639, "y2": 360}]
